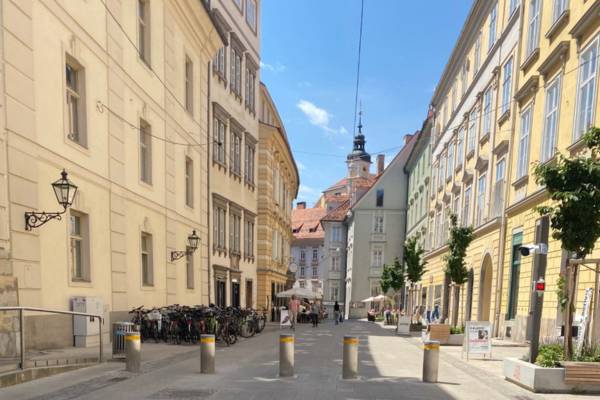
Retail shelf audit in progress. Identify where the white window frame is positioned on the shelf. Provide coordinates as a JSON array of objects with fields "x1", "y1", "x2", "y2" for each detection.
[
  {"x1": 371, "y1": 246, "x2": 384, "y2": 268},
  {"x1": 373, "y1": 212, "x2": 384, "y2": 234},
  {"x1": 501, "y1": 57, "x2": 513, "y2": 114},
  {"x1": 140, "y1": 119, "x2": 152, "y2": 185},
  {"x1": 553, "y1": 0, "x2": 568, "y2": 23},
  {"x1": 456, "y1": 127, "x2": 464, "y2": 167},
  {"x1": 141, "y1": 232, "x2": 154, "y2": 286},
  {"x1": 482, "y1": 87, "x2": 492, "y2": 136},
  {"x1": 138, "y1": 0, "x2": 151, "y2": 66},
  {"x1": 476, "y1": 173, "x2": 487, "y2": 225},
  {"x1": 496, "y1": 158, "x2": 506, "y2": 182},
  {"x1": 185, "y1": 157, "x2": 194, "y2": 207},
  {"x1": 526, "y1": 0, "x2": 541, "y2": 57},
  {"x1": 574, "y1": 36, "x2": 599, "y2": 141},
  {"x1": 70, "y1": 211, "x2": 90, "y2": 282},
  {"x1": 185, "y1": 55, "x2": 193, "y2": 114},
  {"x1": 474, "y1": 32, "x2": 482, "y2": 74},
  {"x1": 468, "y1": 109, "x2": 478, "y2": 153},
  {"x1": 509, "y1": 0, "x2": 520, "y2": 17},
  {"x1": 488, "y1": 3, "x2": 498, "y2": 51},
  {"x1": 517, "y1": 105, "x2": 533, "y2": 179},
  {"x1": 65, "y1": 57, "x2": 87, "y2": 147},
  {"x1": 463, "y1": 185, "x2": 472, "y2": 226},
  {"x1": 213, "y1": 117, "x2": 227, "y2": 165},
  {"x1": 246, "y1": 0, "x2": 257, "y2": 32},
  {"x1": 541, "y1": 74, "x2": 562, "y2": 162}
]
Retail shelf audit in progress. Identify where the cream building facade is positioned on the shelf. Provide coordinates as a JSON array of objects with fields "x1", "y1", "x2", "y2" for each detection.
[
  {"x1": 207, "y1": 0, "x2": 260, "y2": 309},
  {"x1": 424, "y1": 0, "x2": 521, "y2": 329},
  {"x1": 256, "y1": 82, "x2": 298, "y2": 313},
  {"x1": 0, "y1": 0, "x2": 223, "y2": 351}
]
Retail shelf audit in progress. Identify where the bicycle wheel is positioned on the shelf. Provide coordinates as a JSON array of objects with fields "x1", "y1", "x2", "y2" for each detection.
[{"x1": 239, "y1": 320, "x2": 254, "y2": 338}]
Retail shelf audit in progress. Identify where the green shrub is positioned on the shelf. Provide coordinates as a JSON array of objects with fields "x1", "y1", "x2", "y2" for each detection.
[
  {"x1": 574, "y1": 346, "x2": 600, "y2": 362},
  {"x1": 535, "y1": 344, "x2": 564, "y2": 367},
  {"x1": 450, "y1": 325, "x2": 464, "y2": 335}
]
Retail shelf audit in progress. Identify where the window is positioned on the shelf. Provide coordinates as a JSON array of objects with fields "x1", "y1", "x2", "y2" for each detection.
[
  {"x1": 373, "y1": 212, "x2": 384, "y2": 234},
  {"x1": 312, "y1": 266, "x2": 318, "y2": 278},
  {"x1": 70, "y1": 212, "x2": 89, "y2": 281},
  {"x1": 300, "y1": 249, "x2": 306, "y2": 262},
  {"x1": 185, "y1": 56, "x2": 193, "y2": 114},
  {"x1": 482, "y1": 87, "x2": 492, "y2": 136},
  {"x1": 213, "y1": 117, "x2": 226, "y2": 165},
  {"x1": 507, "y1": 232, "x2": 523, "y2": 319},
  {"x1": 229, "y1": 213, "x2": 241, "y2": 255},
  {"x1": 476, "y1": 174, "x2": 486, "y2": 225},
  {"x1": 463, "y1": 185, "x2": 472, "y2": 226},
  {"x1": 541, "y1": 75, "x2": 562, "y2": 162},
  {"x1": 65, "y1": 59, "x2": 86, "y2": 147},
  {"x1": 213, "y1": 47, "x2": 226, "y2": 78},
  {"x1": 501, "y1": 57, "x2": 513, "y2": 114},
  {"x1": 456, "y1": 128, "x2": 464, "y2": 167},
  {"x1": 230, "y1": 131, "x2": 242, "y2": 176},
  {"x1": 244, "y1": 218, "x2": 254, "y2": 258},
  {"x1": 461, "y1": 61, "x2": 468, "y2": 96},
  {"x1": 246, "y1": 0, "x2": 257, "y2": 31},
  {"x1": 230, "y1": 47, "x2": 242, "y2": 96},
  {"x1": 312, "y1": 248, "x2": 318, "y2": 261},
  {"x1": 213, "y1": 204, "x2": 227, "y2": 250},
  {"x1": 331, "y1": 256, "x2": 340, "y2": 272},
  {"x1": 553, "y1": 0, "x2": 568, "y2": 23},
  {"x1": 244, "y1": 142, "x2": 255, "y2": 184},
  {"x1": 140, "y1": 119, "x2": 152, "y2": 184},
  {"x1": 332, "y1": 226, "x2": 341, "y2": 242},
  {"x1": 330, "y1": 283, "x2": 339, "y2": 302},
  {"x1": 467, "y1": 109, "x2": 478, "y2": 153},
  {"x1": 141, "y1": 232, "x2": 153, "y2": 286},
  {"x1": 488, "y1": 3, "x2": 498, "y2": 50},
  {"x1": 526, "y1": 0, "x2": 541, "y2": 56},
  {"x1": 245, "y1": 66, "x2": 256, "y2": 113},
  {"x1": 496, "y1": 158, "x2": 506, "y2": 182},
  {"x1": 299, "y1": 280, "x2": 306, "y2": 288},
  {"x1": 574, "y1": 38, "x2": 599, "y2": 141},
  {"x1": 371, "y1": 247, "x2": 383, "y2": 268},
  {"x1": 439, "y1": 154, "x2": 446, "y2": 185},
  {"x1": 453, "y1": 194, "x2": 461, "y2": 222},
  {"x1": 517, "y1": 106, "x2": 532, "y2": 179},
  {"x1": 137, "y1": 0, "x2": 150, "y2": 66},
  {"x1": 447, "y1": 142, "x2": 454, "y2": 179},
  {"x1": 509, "y1": 0, "x2": 519, "y2": 16},
  {"x1": 474, "y1": 33, "x2": 481, "y2": 74},
  {"x1": 376, "y1": 189, "x2": 384, "y2": 207},
  {"x1": 300, "y1": 266, "x2": 305, "y2": 278},
  {"x1": 451, "y1": 84, "x2": 457, "y2": 113},
  {"x1": 185, "y1": 157, "x2": 193, "y2": 207},
  {"x1": 186, "y1": 248, "x2": 194, "y2": 289}
]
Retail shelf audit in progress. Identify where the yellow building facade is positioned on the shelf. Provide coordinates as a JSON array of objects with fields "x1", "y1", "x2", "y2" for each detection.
[
  {"x1": 256, "y1": 83, "x2": 299, "y2": 313},
  {"x1": 423, "y1": 0, "x2": 521, "y2": 330},
  {"x1": 499, "y1": 0, "x2": 600, "y2": 342},
  {"x1": 0, "y1": 0, "x2": 223, "y2": 350}
]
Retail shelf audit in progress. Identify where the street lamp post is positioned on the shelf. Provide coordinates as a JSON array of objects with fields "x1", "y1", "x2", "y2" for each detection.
[
  {"x1": 24, "y1": 169, "x2": 78, "y2": 231},
  {"x1": 170, "y1": 230, "x2": 200, "y2": 261}
]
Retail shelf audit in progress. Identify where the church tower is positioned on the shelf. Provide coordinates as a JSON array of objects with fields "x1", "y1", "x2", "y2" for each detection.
[{"x1": 346, "y1": 111, "x2": 371, "y2": 179}]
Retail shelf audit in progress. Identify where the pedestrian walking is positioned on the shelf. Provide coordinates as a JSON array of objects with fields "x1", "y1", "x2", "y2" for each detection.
[
  {"x1": 310, "y1": 301, "x2": 319, "y2": 327},
  {"x1": 288, "y1": 295, "x2": 300, "y2": 330},
  {"x1": 333, "y1": 301, "x2": 340, "y2": 325}
]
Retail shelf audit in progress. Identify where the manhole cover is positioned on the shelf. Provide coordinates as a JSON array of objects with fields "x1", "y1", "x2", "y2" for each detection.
[{"x1": 148, "y1": 388, "x2": 217, "y2": 399}]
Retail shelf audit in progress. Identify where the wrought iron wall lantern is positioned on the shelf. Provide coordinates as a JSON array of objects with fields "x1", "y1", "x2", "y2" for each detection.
[
  {"x1": 24, "y1": 169, "x2": 78, "y2": 231},
  {"x1": 170, "y1": 230, "x2": 200, "y2": 261}
]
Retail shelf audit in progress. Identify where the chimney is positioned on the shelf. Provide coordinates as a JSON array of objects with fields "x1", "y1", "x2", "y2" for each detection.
[
  {"x1": 404, "y1": 134, "x2": 413, "y2": 145},
  {"x1": 377, "y1": 154, "x2": 385, "y2": 175},
  {"x1": 297, "y1": 201, "x2": 306, "y2": 209}
]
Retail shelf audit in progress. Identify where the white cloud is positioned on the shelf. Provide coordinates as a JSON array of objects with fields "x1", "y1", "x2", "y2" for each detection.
[
  {"x1": 296, "y1": 100, "x2": 348, "y2": 136},
  {"x1": 260, "y1": 61, "x2": 286, "y2": 73},
  {"x1": 297, "y1": 161, "x2": 307, "y2": 171}
]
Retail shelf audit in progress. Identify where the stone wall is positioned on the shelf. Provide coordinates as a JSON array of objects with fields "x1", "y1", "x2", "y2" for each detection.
[{"x1": 0, "y1": 276, "x2": 18, "y2": 357}]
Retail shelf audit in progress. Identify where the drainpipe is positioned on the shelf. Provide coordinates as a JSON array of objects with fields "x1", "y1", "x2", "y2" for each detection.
[
  {"x1": 206, "y1": 61, "x2": 212, "y2": 304},
  {"x1": 493, "y1": 5, "x2": 525, "y2": 338}
]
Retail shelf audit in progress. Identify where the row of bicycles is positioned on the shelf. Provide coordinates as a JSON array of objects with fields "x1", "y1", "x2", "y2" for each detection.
[{"x1": 129, "y1": 305, "x2": 267, "y2": 346}]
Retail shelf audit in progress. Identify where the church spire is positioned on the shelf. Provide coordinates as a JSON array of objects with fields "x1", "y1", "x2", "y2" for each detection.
[{"x1": 347, "y1": 105, "x2": 371, "y2": 164}]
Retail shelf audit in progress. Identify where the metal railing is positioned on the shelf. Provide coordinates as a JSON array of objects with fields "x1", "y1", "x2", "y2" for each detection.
[{"x1": 0, "y1": 306, "x2": 104, "y2": 369}]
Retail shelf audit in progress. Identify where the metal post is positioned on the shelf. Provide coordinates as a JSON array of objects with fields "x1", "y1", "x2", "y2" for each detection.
[
  {"x1": 125, "y1": 331, "x2": 141, "y2": 373},
  {"x1": 200, "y1": 334, "x2": 215, "y2": 374},
  {"x1": 279, "y1": 333, "x2": 294, "y2": 377},
  {"x1": 342, "y1": 335, "x2": 358, "y2": 379},
  {"x1": 19, "y1": 309, "x2": 25, "y2": 370},
  {"x1": 98, "y1": 317, "x2": 103, "y2": 363},
  {"x1": 528, "y1": 216, "x2": 549, "y2": 363},
  {"x1": 422, "y1": 340, "x2": 440, "y2": 383}
]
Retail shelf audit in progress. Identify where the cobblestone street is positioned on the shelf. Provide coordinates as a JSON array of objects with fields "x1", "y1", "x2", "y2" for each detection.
[{"x1": 0, "y1": 321, "x2": 590, "y2": 400}]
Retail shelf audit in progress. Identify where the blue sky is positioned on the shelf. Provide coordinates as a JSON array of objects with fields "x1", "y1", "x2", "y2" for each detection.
[{"x1": 260, "y1": 1, "x2": 472, "y2": 206}]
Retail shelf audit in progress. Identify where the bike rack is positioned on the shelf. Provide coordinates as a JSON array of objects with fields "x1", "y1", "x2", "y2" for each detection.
[{"x1": 0, "y1": 306, "x2": 104, "y2": 370}]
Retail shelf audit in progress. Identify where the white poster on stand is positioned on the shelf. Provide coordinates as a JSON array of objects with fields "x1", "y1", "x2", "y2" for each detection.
[
  {"x1": 280, "y1": 309, "x2": 292, "y2": 328},
  {"x1": 397, "y1": 316, "x2": 411, "y2": 335},
  {"x1": 464, "y1": 321, "x2": 492, "y2": 360}
]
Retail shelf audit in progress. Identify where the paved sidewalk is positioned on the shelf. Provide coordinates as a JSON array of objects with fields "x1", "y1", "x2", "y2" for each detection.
[{"x1": 0, "y1": 321, "x2": 588, "y2": 399}]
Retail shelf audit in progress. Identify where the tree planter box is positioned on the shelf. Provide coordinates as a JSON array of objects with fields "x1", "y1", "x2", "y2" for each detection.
[
  {"x1": 446, "y1": 333, "x2": 464, "y2": 346},
  {"x1": 503, "y1": 358, "x2": 600, "y2": 393}
]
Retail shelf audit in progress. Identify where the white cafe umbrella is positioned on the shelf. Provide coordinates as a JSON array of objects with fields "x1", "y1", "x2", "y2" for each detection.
[
  {"x1": 361, "y1": 294, "x2": 388, "y2": 303},
  {"x1": 361, "y1": 296, "x2": 375, "y2": 303},
  {"x1": 276, "y1": 287, "x2": 322, "y2": 300}
]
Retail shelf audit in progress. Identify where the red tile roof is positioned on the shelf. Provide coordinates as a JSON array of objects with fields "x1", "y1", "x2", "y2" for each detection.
[
  {"x1": 324, "y1": 174, "x2": 377, "y2": 193},
  {"x1": 291, "y1": 207, "x2": 327, "y2": 240},
  {"x1": 321, "y1": 199, "x2": 351, "y2": 222}
]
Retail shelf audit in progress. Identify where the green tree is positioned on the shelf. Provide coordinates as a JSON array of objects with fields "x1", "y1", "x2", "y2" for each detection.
[
  {"x1": 404, "y1": 236, "x2": 427, "y2": 322},
  {"x1": 534, "y1": 126, "x2": 600, "y2": 359},
  {"x1": 380, "y1": 257, "x2": 405, "y2": 309},
  {"x1": 444, "y1": 213, "x2": 474, "y2": 327}
]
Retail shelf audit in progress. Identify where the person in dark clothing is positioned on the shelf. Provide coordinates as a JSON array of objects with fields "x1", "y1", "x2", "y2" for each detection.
[
  {"x1": 334, "y1": 301, "x2": 341, "y2": 325},
  {"x1": 310, "y1": 301, "x2": 319, "y2": 327}
]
